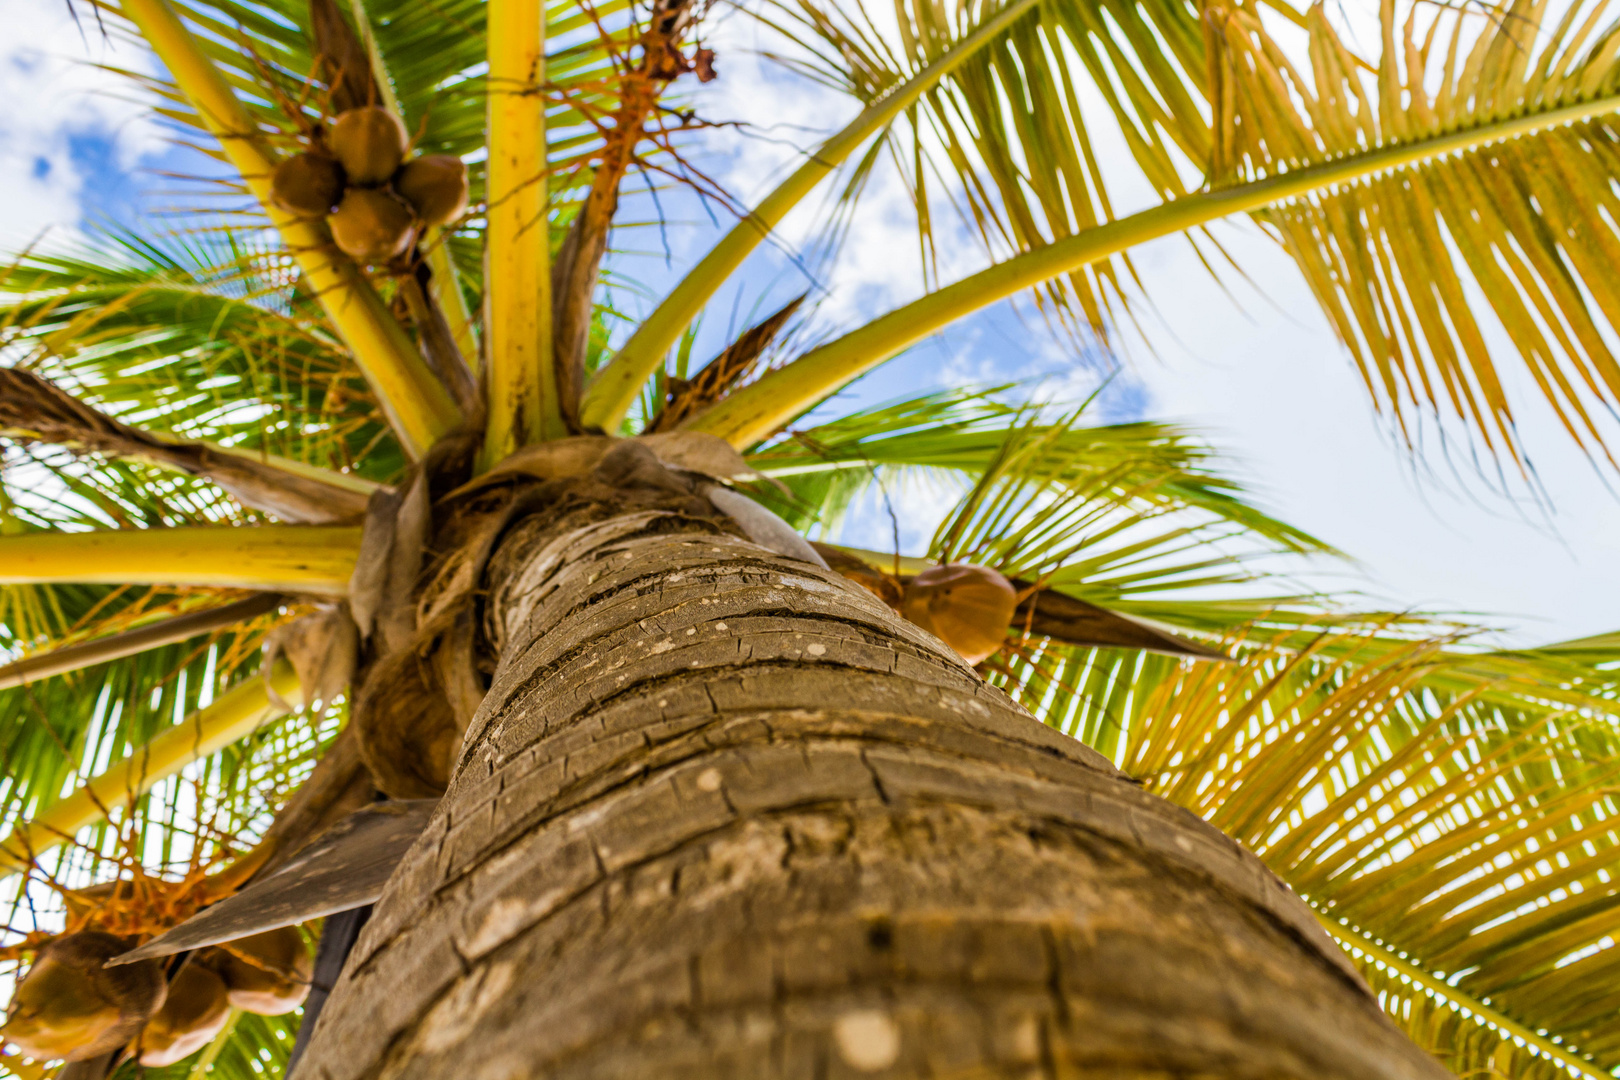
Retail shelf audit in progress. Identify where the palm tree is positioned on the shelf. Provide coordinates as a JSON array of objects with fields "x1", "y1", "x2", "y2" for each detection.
[{"x1": 2, "y1": 0, "x2": 1620, "y2": 1075}]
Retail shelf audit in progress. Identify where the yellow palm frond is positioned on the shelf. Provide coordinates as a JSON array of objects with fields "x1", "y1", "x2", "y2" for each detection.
[
  {"x1": 1016, "y1": 625, "x2": 1620, "y2": 1075},
  {"x1": 1212, "y1": 0, "x2": 1620, "y2": 466}
]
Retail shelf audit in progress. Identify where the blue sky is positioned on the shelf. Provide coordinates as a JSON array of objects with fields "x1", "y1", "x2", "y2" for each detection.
[{"x1": 5, "y1": 0, "x2": 1618, "y2": 644}]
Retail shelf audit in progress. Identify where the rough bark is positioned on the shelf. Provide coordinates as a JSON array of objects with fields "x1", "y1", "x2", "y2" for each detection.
[{"x1": 292, "y1": 500, "x2": 1449, "y2": 1080}]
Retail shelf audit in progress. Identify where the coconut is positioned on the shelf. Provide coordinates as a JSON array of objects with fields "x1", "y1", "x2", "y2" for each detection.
[
  {"x1": 270, "y1": 152, "x2": 346, "y2": 217},
  {"x1": 330, "y1": 106, "x2": 407, "y2": 185},
  {"x1": 329, "y1": 187, "x2": 416, "y2": 264},
  {"x1": 899, "y1": 563, "x2": 1018, "y2": 664},
  {"x1": 392, "y1": 154, "x2": 469, "y2": 227},
  {"x1": 1, "y1": 931, "x2": 166, "y2": 1062},
  {"x1": 197, "y1": 926, "x2": 312, "y2": 1015},
  {"x1": 137, "y1": 962, "x2": 231, "y2": 1067}
]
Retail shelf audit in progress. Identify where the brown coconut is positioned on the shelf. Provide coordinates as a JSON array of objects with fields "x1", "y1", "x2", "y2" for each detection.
[
  {"x1": 197, "y1": 926, "x2": 312, "y2": 1015},
  {"x1": 137, "y1": 962, "x2": 231, "y2": 1067},
  {"x1": 329, "y1": 187, "x2": 416, "y2": 264},
  {"x1": 331, "y1": 106, "x2": 407, "y2": 185},
  {"x1": 899, "y1": 563, "x2": 1017, "y2": 664},
  {"x1": 1, "y1": 931, "x2": 166, "y2": 1062},
  {"x1": 392, "y1": 154, "x2": 469, "y2": 226},
  {"x1": 270, "y1": 152, "x2": 346, "y2": 217}
]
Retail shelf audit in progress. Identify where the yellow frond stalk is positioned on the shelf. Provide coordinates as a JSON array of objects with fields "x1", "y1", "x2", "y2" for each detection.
[
  {"x1": 482, "y1": 0, "x2": 562, "y2": 467},
  {"x1": 0, "y1": 662, "x2": 299, "y2": 875},
  {"x1": 119, "y1": 0, "x2": 462, "y2": 459},
  {"x1": 426, "y1": 238, "x2": 479, "y2": 370},
  {"x1": 0, "y1": 525, "x2": 362, "y2": 594},
  {"x1": 691, "y1": 92, "x2": 1620, "y2": 448},
  {"x1": 578, "y1": 0, "x2": 1042, "y2": 433}
]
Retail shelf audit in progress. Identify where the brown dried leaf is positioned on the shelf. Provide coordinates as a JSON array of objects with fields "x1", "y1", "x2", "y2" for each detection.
[
  {"x1": 262, "y1": 606, "x2": 360, "y2": 713},
  {"x1": 309, "y1": 0, "x2": 379, "y2": 114},
  {"x1": 0, "y1": 367, "x2": 368, "y2": 523}
]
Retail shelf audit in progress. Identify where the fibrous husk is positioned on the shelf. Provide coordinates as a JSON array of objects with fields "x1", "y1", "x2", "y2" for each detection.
[
  {"x1": 348, "y1": 467, "x2": 471, "y2": 798},
  {"x1": 393, "y1": 154, "x2": 468, "y2": 226},
  {"x1": 900, "y1": 563, "x2": 1017, "y2": 664},
  {"x1": 1, "y1": 932, "x2": 166, "y2": 1062},
  {"x1": 270, "y1": 152, "x2": 346, "y2": 217},
  {"x1": 262, "y1": 605, "x2": 359, "y2": 714},
  {"x1": 329, "y1": 187, "x2": 416, "y2": 264},
  {"x1": 196, "y1": 926, "x2": 312, "y2": 1016},
  {"x1": 136, "y1": 963, "x2": 230, "y2": 1067},
  {"x1": 353, "y1": 642, "x2": 464, "y2": 798},
  {"x1": 330, "y1": 106, "x2": 406, "y2": 184}
]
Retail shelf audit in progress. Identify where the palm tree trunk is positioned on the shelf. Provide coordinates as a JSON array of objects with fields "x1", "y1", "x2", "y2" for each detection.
[{"x1": 292, "y1": 500, "x2": 1447, "y2": 1080}]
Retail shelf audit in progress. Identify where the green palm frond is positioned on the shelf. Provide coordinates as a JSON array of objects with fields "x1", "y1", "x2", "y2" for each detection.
[
  {"x1": 1211, "y1": 0, "x2": 1620, "y2": 466},
  {"x1": 748, "y1": 386, "x2": 1330, "y2": 554},
  {"x1": 765, "y1": 0, "x2": 1210, "y2": 341},
  {"x1": 0, "y1": 231, "x2": 398, "y2": 481},
  {"x1": 694, "y1": 0, "x2": 1620, "y2": 462}
]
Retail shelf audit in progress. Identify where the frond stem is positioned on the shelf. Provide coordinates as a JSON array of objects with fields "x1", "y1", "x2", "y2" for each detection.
[
  {"x1": 0, "y1": 594, "x2": 283, "y2": 691},
  {"x1": 691, "y1": 92, "x2": 1620, "y2": 447},
  {"x1": 0, "y1": 525, "x2": 362, "y2": 594},
  {"x1": 1316, "y1": 912, "x2": 1608, "y2": 1080},
  {"x1": 483, "y1": 0, "x2": 562, "y2": 464},
  {"x1": 577, "y1": 0, "x2": 1043, "y2": 432},
  {"x1": 119, "y1": 0, "x2": 462, "y2": 458}
]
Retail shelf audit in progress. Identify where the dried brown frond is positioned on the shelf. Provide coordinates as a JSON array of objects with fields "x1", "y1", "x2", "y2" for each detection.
[
  {"x1": 0, "y1": 368, "x2": 368, "y2": 524},
  {"x1": 645, "y1": 293, "x2": 806, "y2": 433}
]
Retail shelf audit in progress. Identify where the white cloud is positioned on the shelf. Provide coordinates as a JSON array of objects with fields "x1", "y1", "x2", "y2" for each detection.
[{"x1": 0, "y1": 0, "x2": 164, "y2": 248}]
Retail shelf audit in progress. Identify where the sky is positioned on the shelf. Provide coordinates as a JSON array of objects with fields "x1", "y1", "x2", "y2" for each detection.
[{"x1": 3, "y1": 0, "x2": 1617, "y2": 647}]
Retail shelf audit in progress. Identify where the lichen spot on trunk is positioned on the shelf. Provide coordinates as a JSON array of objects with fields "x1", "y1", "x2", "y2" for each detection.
[{"x1": 834, "y1": 1009, "x2": 902, "y2": 1071}]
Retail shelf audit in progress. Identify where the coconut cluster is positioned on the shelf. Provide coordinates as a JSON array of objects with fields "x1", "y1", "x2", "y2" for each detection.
[
  {"x1": 139, "y1": 926, "x2": 312, "y2": 1067},
  {"x1": 899, "y1": 563, "x2": 1018, "y2": 665},
  {"x1": 1, "y1": 925, "x2": 312, "y2": 1067},
  {"x1": 271, "y1": 106, "x2": 469, "y2": 265},
  {"x1": 1, "y1": 932, "x2": 165, "y2": 1063}
]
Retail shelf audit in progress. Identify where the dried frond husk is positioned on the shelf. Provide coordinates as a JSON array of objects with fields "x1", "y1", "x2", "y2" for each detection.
[
  {"x1": 639, "y1": 431, "x2": 774, "y2": 485},
  {"x1": 0, "y1": 367, "x2": 368, "y2": 523},
  {"x1": 353, "y1": 641, "x2": 464, "y2": 799},
  {"x1": 137, "y1": 963, "x2": 230, "y2": 1067},
  {"x1": 309, "y1": 0, "x2": 377, "y2": 114},
  {"x1": 443, "y1": 436, "x2": 615, "y2": 501},
  {"x1": 1, "y1": 932, "x2": 166, "y2": 1062},
  {"x1": 702, "y1": 485, "x2": 829, "y2": 568},
  {"x1": 393, "y1": 155, "x2": 469, "y2": 227},
  {"x1": 329, "y1": 187, "x2": 416, "y2": 264},
  {"x1": 262, "y1": 605, "x2": 359, "y2": 714},
  {"x1": 197, "y1": 926, "x2": 311, "y2": 1015},
  {"x1": 270, "y1": 152, "x2": 346, "y2": 217},
  {"x1": 644, "y1": 294, "x2": 805, "y2": 432},
  {"x1": 331, "y1": 106, "x2": 407, "y2": 184},
  {"x1": 900, "y1": 563, "x2": 1016, "y2": 664},
  {"x1": 811, "y1": 542, "x2": 903, "y2": 609}
]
